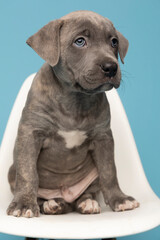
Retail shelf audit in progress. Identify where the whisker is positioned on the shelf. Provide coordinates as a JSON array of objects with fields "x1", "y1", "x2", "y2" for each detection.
[{"x1": 118, "y1": 70, "x2": 134, "y2": 95}]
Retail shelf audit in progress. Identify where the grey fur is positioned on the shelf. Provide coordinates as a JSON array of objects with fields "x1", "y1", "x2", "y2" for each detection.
[{"x1": 7, "y1": 10, "x2": 139, "y2": 217}]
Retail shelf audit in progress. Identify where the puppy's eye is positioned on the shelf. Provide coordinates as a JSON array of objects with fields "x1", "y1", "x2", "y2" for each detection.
[
  {"x1": 74, "y1": 38, "x2": 86, "y2": 47},
  {"x1": 111, "y1": 38, "x2": 118, "y2": 48}
]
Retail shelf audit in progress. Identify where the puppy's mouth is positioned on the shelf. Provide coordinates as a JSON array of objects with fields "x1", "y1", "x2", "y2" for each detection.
[
  {"x1": 74, "y1": 76, "x2": 120, "y2": 94},
  {"x1": 74, "y1": 81, "x2": 118, "y2": 94}
]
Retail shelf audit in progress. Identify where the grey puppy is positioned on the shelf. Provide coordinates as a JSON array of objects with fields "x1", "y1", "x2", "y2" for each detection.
[{"x1": 7, "y1": 10, "x2": 139, "y2": 217}]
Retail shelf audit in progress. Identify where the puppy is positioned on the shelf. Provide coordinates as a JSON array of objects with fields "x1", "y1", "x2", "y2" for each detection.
[{"x1": 7, "y1": 10, "x2": 139, "y2": 217}]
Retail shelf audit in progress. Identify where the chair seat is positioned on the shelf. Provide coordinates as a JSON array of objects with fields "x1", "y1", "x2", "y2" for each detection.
[
  {"x1": 0, "y1": 73, "x2": 159, "y2": 239},
  {"x1": 0, "y1": 197, "x2": 160, "y2": 238}
]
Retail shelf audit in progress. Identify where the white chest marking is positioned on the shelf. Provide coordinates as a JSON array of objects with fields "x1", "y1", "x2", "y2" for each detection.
[{"x1": 58, "y1": 130, "x2": 87, "y2": 149}]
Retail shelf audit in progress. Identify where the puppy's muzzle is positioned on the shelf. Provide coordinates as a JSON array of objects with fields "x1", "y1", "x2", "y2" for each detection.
[
  {"x1": 100, "y1": 62, "x2": 120, "y2": 88},
  {"x1": 100, "y1": 62, "x2": 118, "y2": 78}
]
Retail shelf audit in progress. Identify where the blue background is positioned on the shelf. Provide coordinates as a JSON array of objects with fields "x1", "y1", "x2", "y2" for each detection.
[{"x1": 0, "y1": 0, "x2": 160, "y2": 239}]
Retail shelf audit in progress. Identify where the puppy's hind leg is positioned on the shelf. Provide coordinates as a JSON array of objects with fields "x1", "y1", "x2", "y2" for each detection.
[
  {"x1": 8, "y1": 163, "x2": 16, "y2": 194},
  {"x1": 38, "y1": 198, "x2": 73, "y2": 215},
  {"x1": 75, "y1": 178, "x2": 101, "y2": 214}
]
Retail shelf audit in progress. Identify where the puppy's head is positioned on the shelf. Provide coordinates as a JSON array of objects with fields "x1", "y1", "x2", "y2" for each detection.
[{"x1": 27, "y1": 11, "x2": 129, "y2": 94}]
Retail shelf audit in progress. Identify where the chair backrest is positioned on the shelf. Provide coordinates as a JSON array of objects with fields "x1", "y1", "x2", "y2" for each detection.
[{"x1": 0, "y1": 73, "x2": 157, "y2": 206}]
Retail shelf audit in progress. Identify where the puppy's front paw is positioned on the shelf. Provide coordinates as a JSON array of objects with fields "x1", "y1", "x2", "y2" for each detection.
[
  {"x1": 7, "y1": 200, "x2": 40, "y2": 218},
  {"x1": 110, "y1": 196, "x2": 140, "y2": 212},
  {"x1": 77, "y1": 199, "x2": 101, "y2": 214}
]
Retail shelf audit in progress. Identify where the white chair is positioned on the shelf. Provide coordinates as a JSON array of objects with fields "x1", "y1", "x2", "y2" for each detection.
[{"x1": 0, "y1": 73, "x2": 160, "y2": 239}]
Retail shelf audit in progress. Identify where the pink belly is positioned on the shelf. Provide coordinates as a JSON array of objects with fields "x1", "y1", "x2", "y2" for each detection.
[{"x1": 38, "y1": 167, "x2": 98, "y2": 203}]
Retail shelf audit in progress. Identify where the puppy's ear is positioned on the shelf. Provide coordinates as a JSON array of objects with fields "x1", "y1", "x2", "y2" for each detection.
[
  {"x1": 26, "y1": 20, "x2": 63, "y2": 67},
  {"x1": 116, "y1": 31, "x2": 129, "y2": 64}
]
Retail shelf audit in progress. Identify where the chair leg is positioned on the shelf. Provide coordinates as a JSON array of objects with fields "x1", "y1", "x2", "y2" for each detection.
[
  {"x1": 25, "y1": 238, "x2": 38, "y2": 240},
  {"x1": 25, "y1": 238, "x2": 116, "y2": 240},
  {"x1": 102, "y1": 238, "x2": 116, "y2": 240}
]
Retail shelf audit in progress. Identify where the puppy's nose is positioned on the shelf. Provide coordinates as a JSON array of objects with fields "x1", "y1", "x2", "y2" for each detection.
[{"x1": 101, "y1": 62, "x2": 118, "y2": 77}]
